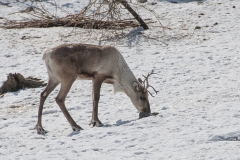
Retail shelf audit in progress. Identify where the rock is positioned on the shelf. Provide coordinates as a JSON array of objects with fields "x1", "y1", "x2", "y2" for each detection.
[{"x1": 138, "y1": 0, "x2": 147, "y2": 3}]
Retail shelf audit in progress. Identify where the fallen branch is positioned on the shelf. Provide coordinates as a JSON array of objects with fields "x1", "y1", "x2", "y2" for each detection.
[
  {"x1": 117, "y1": 0, "x2": 149, "y2": 29},
  {"x1": 4, "y1": 17, "x2": 151, "y2": 30}
]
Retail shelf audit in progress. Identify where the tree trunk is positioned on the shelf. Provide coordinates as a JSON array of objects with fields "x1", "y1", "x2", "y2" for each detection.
[
  {"x1": 117, "y1": 0, "x2": 149, "y2": 30},
  {"x1": 0, "y1": 73, "x2": 46, "y2": 96}
]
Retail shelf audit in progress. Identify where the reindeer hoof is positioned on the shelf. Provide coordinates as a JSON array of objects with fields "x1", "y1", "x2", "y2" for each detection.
[
  {"x1": 72, "y1": 125, "x2": 84, "y2": 131},
  {"x1": 34, "y1": 125, "x2": 47, "y2": 134},
  {"x1": 89, "y1": 120, "x2": 103, "y2": 127},
  {"x1": 139, "y1": 112, "x2": 159, "y2": 119}
]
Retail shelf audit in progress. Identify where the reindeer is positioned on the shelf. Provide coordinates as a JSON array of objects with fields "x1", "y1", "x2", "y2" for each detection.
[{"x1": 35, "y1": 43, "x2": 158, "y2": 134}]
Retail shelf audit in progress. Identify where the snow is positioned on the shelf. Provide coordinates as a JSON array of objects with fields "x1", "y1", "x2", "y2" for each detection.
[{"x1": 0, "y1": 0, "x2": 240, "y2": 159}]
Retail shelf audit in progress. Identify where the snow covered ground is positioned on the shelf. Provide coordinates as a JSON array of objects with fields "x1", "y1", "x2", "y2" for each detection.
[{"x1": 0, "y1": 0, "x2": 240, "y2": 159}]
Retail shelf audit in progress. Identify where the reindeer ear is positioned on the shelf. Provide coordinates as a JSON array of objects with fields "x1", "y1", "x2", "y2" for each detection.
[
  {"x1": 138, "y1": 78, "x2": 143, "y2": 84},
  {"x1": 133, "y1": 82, "x2": 140, "y2": 92}
]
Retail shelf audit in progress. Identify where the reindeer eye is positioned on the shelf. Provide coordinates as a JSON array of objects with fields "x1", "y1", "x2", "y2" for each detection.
[{"x1": 140, "y1": 96, "x2": 145, "y2": 100}]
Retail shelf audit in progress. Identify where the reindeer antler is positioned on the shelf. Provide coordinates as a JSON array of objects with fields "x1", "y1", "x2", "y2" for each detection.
[{"x1": 142, "y1": 70, "x2": 159, "y2": 97}]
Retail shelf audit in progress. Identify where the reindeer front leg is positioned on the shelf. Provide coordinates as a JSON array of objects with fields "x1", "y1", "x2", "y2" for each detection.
[
  {"x1": 90, "y1": 76, "x2": 105, "y2": 127},
  {"x1": 56, "y1": 78, "x2": 83, "y2": 132}
]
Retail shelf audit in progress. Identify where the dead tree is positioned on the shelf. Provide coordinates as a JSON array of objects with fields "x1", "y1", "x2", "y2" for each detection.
[{"x1": 2, "y1": 0, "x2": 151, "y2": 30}]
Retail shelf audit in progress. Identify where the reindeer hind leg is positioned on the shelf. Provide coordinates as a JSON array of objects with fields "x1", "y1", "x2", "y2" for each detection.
[{"x1": 35, "y1": 78, "x2": 59, "y2": 134}]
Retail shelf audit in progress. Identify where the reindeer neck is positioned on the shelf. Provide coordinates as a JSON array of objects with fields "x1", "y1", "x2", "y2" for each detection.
[{"x1": 115, "y1": 54, "x2": 137, "y2": 93}]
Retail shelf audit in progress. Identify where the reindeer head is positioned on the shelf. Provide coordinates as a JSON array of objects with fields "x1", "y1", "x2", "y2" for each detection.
[{"x1": 131, "y1": 70, "x2": 159, "y2": 113}]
